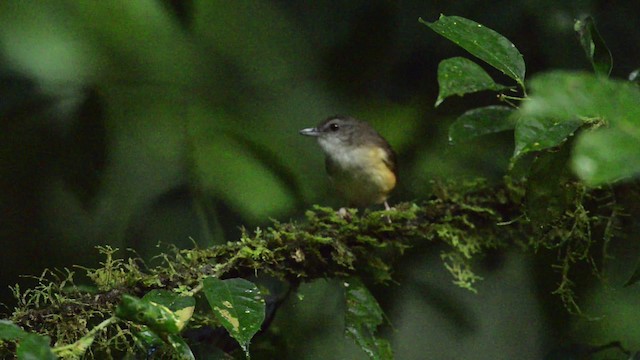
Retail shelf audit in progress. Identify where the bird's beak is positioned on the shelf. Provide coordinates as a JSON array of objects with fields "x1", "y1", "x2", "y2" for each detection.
[{"x1": 299, "y1": 127, "x2": 320, "y2": 137}]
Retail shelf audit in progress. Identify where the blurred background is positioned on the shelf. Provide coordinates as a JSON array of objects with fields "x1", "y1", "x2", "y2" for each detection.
[{"x1": 1, "y1": 1, "x2": 640, "y2": 359}]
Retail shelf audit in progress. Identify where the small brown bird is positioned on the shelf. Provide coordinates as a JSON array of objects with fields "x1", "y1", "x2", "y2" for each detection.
[{"x1": 299, "y1": 115, "x2": 397, "y2": 209}]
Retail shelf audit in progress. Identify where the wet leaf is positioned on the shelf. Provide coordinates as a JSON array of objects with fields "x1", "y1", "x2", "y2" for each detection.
[
  {"x1": 513, "y1": 116, "x2": 583, "y2": 158},
  {"x1": 421, "y1": 15, "x2": 525, "y2": 87},
  {"x1": 344, "y1": 278, "x2": 392, "y2": 360},
  {"x1": 448, "y1": 105, "x2": 516, "y2": 144},
  {"x1": 202, "y1": 277, "x2": 265, "y2": 357},
  {"x1": 436, "y1": 57, "x2": 508, "y2": 106}
]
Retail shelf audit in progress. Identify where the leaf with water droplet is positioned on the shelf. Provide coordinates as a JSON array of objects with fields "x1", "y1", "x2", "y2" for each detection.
[
  {"x1": 203, "y1": 277, "x2": 266, "y2": 358},
  {"x1": 435, "y1": 57, "x2": 509, "y2": 107},
  {"x1": 513, "y1": 116, "x2": 583, "y2": 159},
  {"x1": 448, "y1": 105, "x2": 516, "y2": 144},
  {"x1": 344, "y1": 277, "x2": 391, "y2": 360},
  {"x1": 420, "y1": 15, "x2": 525, "y2": 88}
]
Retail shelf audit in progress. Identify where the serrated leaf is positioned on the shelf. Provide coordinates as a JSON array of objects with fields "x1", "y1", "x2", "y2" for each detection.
[
  {"x1": 513, "y1": 116, "x2": 583, "y2": 158},
  {"x1": 143, "y1": 290, "x2": 195, "y2": 331},
  {"x1": 115, "y1": 295, "x2": 181, "y2": 335},
  {"x1": 574, "y1": 16, "x2": 612, "y2": 77},
  {"x1": 344, "y1": 278, "x2": 392, "y2": 360},
  {"x1": 166, "y1": 334, "x2": 195, "y2": 360},
  {"x1": 17, "y1": 334, "x2": 56, "y2": 360},
  {"x1": 0, "y1": 320, "x2": 27, "y2": 341},
  {"x1": 436, "y1": 57, "x2": 508, "y2": 106},
  {"x1": 448, "y1": 105, "x2": 516, "y2": 144},
  {"x1": 421, "y1": 15, "x2": 525, "y2": 87},
  {"x1": 203, "y1": 277, "x2": 266, "y2": 357}
]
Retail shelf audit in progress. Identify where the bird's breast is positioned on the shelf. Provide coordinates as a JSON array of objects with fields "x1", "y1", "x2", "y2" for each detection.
[{"x1": 326, "y1": 146, "x2": 396, "y2": 207}]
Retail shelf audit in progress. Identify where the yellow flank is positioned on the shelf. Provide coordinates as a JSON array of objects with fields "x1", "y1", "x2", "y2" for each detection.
[{"x1": 330, "y1": 145, "x2": 396, "y2": 207}]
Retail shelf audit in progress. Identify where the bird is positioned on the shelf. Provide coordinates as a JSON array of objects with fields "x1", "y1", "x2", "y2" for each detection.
[{"x1": 299, "y1": 115, "x2": 397, "y2": 209}]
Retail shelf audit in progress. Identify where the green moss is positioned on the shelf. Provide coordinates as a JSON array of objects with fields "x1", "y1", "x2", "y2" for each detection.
[{"x1": 0, "y1": 179, "x2": 622, "y2": 357}]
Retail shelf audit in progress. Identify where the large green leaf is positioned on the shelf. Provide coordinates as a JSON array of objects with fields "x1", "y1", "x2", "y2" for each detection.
[
  {"x1": 520, "y1": 72, "x2": 640, "y2": 125},
  {"x1": 344, "y1": 279, "x2": 392, "y2": 360},
  {"x1": 202, "y1": 277, "x2": 266, "y2": 357},
  {"x1": 448, "y1": 105, "x2": 516, "y2": 144},
  {"x1": 520, "y1": 71, "x2": 640, "y2": 185},
  {"x1": 513, "y1": 116, "x2": 583, "y2": 158},
  {"x1": 435, "y1": 57, "x2": 507, "y2": 106},
  {"x1": 0, "y1": 320, "x2": 27, "y2": 341},
  {"x1": 574, "y1": 16, "x2": 612, "y2": 77},
  {"x1": 421, "y1": 15, "x2": 525, "y2": 87},
  {"x1": 17, "y1": 334, "x2": 56, "y2": 360}
]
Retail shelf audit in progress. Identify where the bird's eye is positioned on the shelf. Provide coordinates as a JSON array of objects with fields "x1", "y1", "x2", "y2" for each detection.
[{"x1": 329, "y1": 123, "x2": 340, "y2": 131}]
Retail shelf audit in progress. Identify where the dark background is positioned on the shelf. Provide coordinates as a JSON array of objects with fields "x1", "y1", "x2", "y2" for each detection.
[{"x1": 1, "y1": 1, "x2": 640, "y2": 358}]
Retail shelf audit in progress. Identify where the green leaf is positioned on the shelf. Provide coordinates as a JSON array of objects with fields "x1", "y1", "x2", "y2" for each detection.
[
  {"x1": 574, "y1": 16, "x2": 612, "y2": 77},
  {"x1": 202, "y1": 277, "x2": 266, "y2": 357},
  {"x1": 519, "y1": 71, "x2": 640, "y2": 184},
  {"x1": 520, "y1": 71, "x2": 640, "y2": 126},
  {"x1": 421, "y1": 15, "x2": 525, "y2": 87},
  {"x1": 143, "y1": 290, "x2": 195, "y2": 331},
  {"x1": 448, "y1": 105, "x2": 516, "y2": 144},
  {"x1": 435, "y1": 57, "x2": 508, "y2": 106},
  {"x1": 115, "y1": 295, "x2": 181, "y2": 335},
  {"x1": 17, "y1": 334, "x2": 56, "y2": 360},
  {"x1": 572, "y1": 128, "x2": 640, "y2": 185},
  {"x1": 132, "y1": 327, "x2": 164, "y2": 351},
  {"x1": 524, "y1": 146, "x2": 576, "y2": 227},
  {"x1": 166, "y1": 334, "x2": 195, "y2": 360},
  {"x1": 344, "y1": 279, "x2": 392, "y2": 360},
  {"x1": 513, "y1": 116, "x2": 583, "y2": 158},
  {"x1": 0, "y1": 320, "x2": 27, "y2": 341}
]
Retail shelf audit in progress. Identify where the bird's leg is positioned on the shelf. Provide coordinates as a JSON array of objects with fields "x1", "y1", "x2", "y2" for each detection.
[{"x1": 383, "y1": 201, "x2": 393, "y2": 223}]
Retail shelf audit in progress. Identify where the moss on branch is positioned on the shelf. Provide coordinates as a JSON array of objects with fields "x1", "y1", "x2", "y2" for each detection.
[{"x1": 0, "y1": 179, "x2": 621, "y2": 357}]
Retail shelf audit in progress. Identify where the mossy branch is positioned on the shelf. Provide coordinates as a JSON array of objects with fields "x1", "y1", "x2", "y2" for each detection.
[{"x1": 0, "y1": 179, "x2": 620, "y2": 357}]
